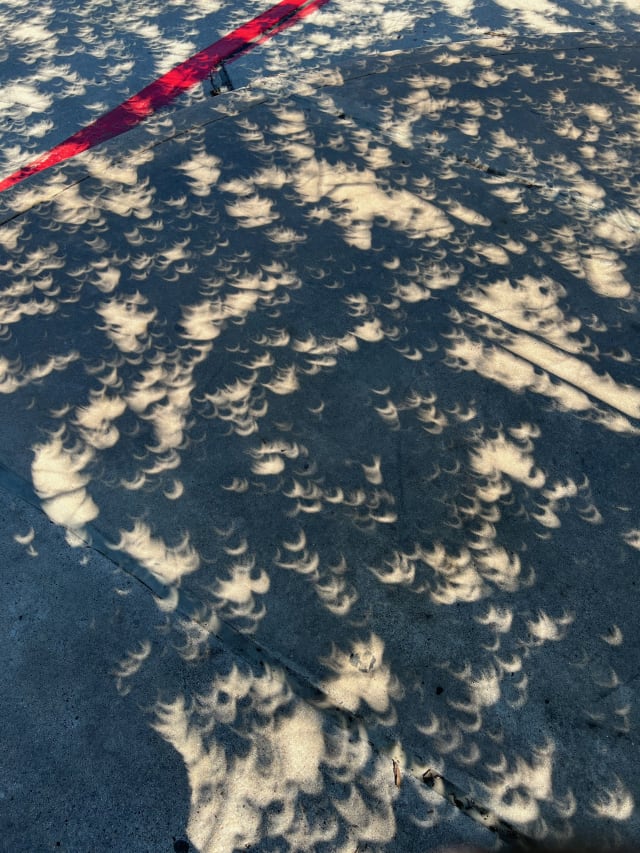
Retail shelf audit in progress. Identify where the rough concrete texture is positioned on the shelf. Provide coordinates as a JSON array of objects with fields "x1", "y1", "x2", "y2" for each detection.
[{"x1": 1, "y1": 31, "x2": 640, "y2": 852}]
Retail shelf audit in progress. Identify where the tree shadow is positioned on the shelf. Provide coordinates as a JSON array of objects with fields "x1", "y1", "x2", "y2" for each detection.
[{"x1": 1, "y1": 28, "x2": 640, "y2": 852}]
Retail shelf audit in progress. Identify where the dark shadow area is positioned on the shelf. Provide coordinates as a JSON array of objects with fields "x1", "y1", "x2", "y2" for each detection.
[{"x1": 0, "y1": 488, "x2": 195, "y2": 851}]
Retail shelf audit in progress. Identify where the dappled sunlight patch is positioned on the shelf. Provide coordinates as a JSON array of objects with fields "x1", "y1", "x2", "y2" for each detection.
[
  {"x1": 451, "y1": 664, "x2": 502, "y2": 712},
  {"x1": 210, "y1": 554, "x2": 270, "y2": 632},
  {"x1": 525, "y1": 610, "x2": 574, "y2": 647},
  {"x1": 96, "y1": 292, "x2": 157, "y2": 354},
  {"x1": 485, "y1": 740, "x2": 558, "y2": 826},
  {"x1": 179, "y1": 300, "x2": 225, "y2": 342},
  {"x1": 372, "y1": 539, "x2": 528, "y2": 604},
  {"x1": 282, "y1": 464, "x2": 398, "y2": 526},
  {"x1": 0, "y1": 351, "x2": 79, "y2": 395},
  {"x1": 591, "y1": 776, "x2": 635, "y2": 821},
  {"x1": 202, "y1": 372, "x2": 266, "y2": 437},
  {"x1": 0, "y1": 81, "x2": 52, "y2": 121},
  {"x1": 121, "y1": 343, "x2": 210, "y2": 460},
  {"x1": 582, "y1": 246, "x2": 633, "y2": 299},
  {"x1": 150, "y1": 661, "x2": 399, "y2": 852},
  {"x1": 445, "y1": 317, "x2": 640, "y2": 433},
  {"x1": 462, "y1": 275, "x2": 584, "y2": 354},
  {"x1": 111, "y1": 520, "x2": 200, "y2": 586},
  {"x1": 320, "y1": 634, "x2": 403, "y2": 721},
  {"x1": 84, "y1": 153, "x2": 145, "y2": 188},
  {"x1": 275, "y1": 533, "x2": 358, "y2": 615},
  {"x1": 263, "y1": 364, "x2": 300, "y2": 395},
  {"x1": 0, "y1": 274, "x2": 59, "y2": 328},
  {"x1": 163, "y1": 478, "x2": 184, "y2": 500},
  {"x1": 469, "y1": 427, "x2": 545, "y2": 491},
  {"x1": 74, "y1": 391, "x2": 126, "y2": 450},
  {"x1": 0, "y1": 219, "x2": 24, "y2": 251},
  {"x1": 594, "y1": 207, "x2": 640, "y2": 249},
  {"x1": 623, "y1": 529, "x2": 640, "y2": 550},
  {"x1": 352, "y1": 317, "x2": 386, "y2": 343},
  {"x1": 266, "y1": 225, "x2": 307, "y2": 244},
  {"x1": 275, "y1": 540, "x2": 320, "y2": 578},
  {"x1": 31, "y1": 432, "x2": 98, "y2": 545},
  {"x1": 137, "y1": 372, "x2": 198, "y2": 456},
  {"x1": 531, "y1": 478, "x2": 579, "y2": 528},
  {"x1": 290, "y1": 155, "x2": 453, "y2": 249},
  {"x1": 601, "y1": 624, "x2": 624, "y2": 647},
  {"x1": 101, "y1": 178, "x2": 156, "y2": 220},
  {"x1": 156, "y1": 238, "x2": 193, "y2": 278},
  {"x1": 248, "y1": 438, "x2": 305, "y2": 476},
  {"x1": 445, "y1": 199, "x2": 491, "y2": 226},
  {"x1": 12, "y1": 526, "x2": 38, "y2": 558},
  {"x1": 113, "y1": 640, "x2": 153, "y2": 696},
  {"x1": 225, "y1": 193, "x2": 279, "y2": 228},
  {"x1": 476, "y1": 603, "x2": 514, "y2": 640},
  {"x1": 171, "y1": 611, "x2": 223, "y2": 663},
  {"x1": 90, "y1": 263, "x2": 121, "y2": 295},
  {"x1": 396, "y1": 390, "x2": 450, "y2": 435},
  {"x1": 314, "y1": 559, "x2": 358, "y2": 616}
]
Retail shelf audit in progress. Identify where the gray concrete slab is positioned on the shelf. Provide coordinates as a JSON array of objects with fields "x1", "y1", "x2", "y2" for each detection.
[
  {"x1": 1, "y1": 475, "x2": 498, "y2": 852},
  {"x1": 1, "y1": 31, "x2": 640, "y2": 851}
]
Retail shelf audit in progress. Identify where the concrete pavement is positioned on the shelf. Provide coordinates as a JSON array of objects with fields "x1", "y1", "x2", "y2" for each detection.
[{"x1": 2, "y1": 29, "x2": 640, "y2": 852}]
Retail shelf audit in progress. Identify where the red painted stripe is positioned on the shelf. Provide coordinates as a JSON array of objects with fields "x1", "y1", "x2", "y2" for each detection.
[{"x1": 0, "y1": 0, "x2": 328, "y2": 193}]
